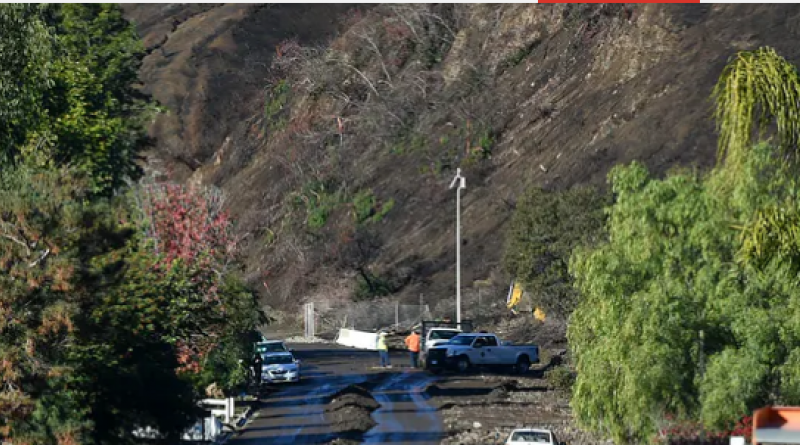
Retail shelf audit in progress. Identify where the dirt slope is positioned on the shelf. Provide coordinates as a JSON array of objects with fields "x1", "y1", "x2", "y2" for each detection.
[{"x1": 122, "y1": 4, "x2": 800, "y2": 316}]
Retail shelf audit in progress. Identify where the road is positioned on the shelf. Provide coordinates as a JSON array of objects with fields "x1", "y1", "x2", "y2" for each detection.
[{"x1": 230, "y1": 343, "x2": 445, "y2": 445}]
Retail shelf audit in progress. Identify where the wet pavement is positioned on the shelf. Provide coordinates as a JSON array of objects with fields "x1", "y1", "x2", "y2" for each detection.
[{"x1": 230, "y1": 343, "x2": 445, "y2": 445}]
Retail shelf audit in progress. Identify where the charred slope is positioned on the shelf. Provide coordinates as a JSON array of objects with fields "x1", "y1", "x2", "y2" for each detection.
[{"x1": 123, "y1": 4, "x2": 800, "y2": 314}]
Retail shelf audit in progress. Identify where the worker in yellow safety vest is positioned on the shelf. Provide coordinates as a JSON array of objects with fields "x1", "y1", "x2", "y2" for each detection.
[{"x1": 377, "y1": 332, "x2": 391, "y2": 368}]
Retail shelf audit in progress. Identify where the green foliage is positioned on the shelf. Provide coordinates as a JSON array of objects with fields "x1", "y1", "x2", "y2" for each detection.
[
  {"x1": 0, "y1": 8, "x2": 260, "y2": 442},
  {"x1": 462, "y1": 131, "x2": 495, "y2": 167},
  {"x1": 0, "y1": 166, "x2": 94, "y2": 442},
  {"x1": 0, "y1": 4, "x2": 154, "y2": 195},
  {"x1": 545, "y1": 366, "x2": 575, "y2": 392},
  {"x1": 568, "y1": 144, "x2": 800, "y2": 443},
  {"x1": 713, "y1": 47, "x2": 800, "y2": 170},
  {"x1": 264, "y1": 79, "x2": 290, "y2": 134},
  {"x1": 390, "y1": 132, "x2": 425, "y2": 155},
  {"x1": 186, "y1": 275, "x2": 265, "y2": 395},
  {"x1": 293, "y1": 180, "x2": 344, "y2": 230},
  {"x1": 501, "y1": 41, "x2": 539, "y2": 70},
  {"x1": 736, "y1": 204, "x2": 800, "y2": 271},
  {"x1": 0, "y1": 166, "x2": 196, "y2": 443},
  {"x1": 352, "y1": 189, "x2": 395, "y2": 225},
  {"x1": 292, "y1": 182, "x2": 394, "y2": 230},
  {"x1": 0, "y1": 166, "x2": 263, "y2": 443},
  {"x1": 503, "y1": 185, "x2": 607, "y2": 318},
  {"x1": 0, "y1": 4, "x2": 53, "y2": 158}
]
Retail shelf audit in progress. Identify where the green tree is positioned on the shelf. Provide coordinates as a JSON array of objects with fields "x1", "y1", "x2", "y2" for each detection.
[
  {"x1": 568, "y1": 47, "x2": 800, "y2": 443},
  {"x1": 0, "y1": 167, "x2": 265, "y2": 444},
  {"x1": 0, "y1": 4, "x2": 154, "y2": 195},
  {"x1": 0, "y1": 166, "x2": 108, "y2": 442},
  {"x1": 186, "y1": 275, "x2": 266, "y2": 396},
  {"x1": 503, "y1": 185, "x2": 607, "y2": 317},
  {"x1": 568, "y1": 144, "x2": 800, "y2": 443},
  {"x1": 0, "y1": 4, "x2": 53, "y2": 158},
  {"x1": 713, "y1": 47, "x2": 800, "y2": 170},
  {"x1": 29, "y1": 4, "x2": 154, "y2": 195}
]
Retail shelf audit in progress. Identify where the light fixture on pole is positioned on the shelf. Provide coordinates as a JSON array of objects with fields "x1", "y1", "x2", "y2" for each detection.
[{"x1": 449, "y1": 168, "x2": 466, "y2": 325}]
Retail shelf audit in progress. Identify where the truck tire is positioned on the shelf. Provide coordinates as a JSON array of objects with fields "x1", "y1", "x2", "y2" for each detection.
[
  {"x1": 515, "y1": 356, "x2": 531, "y2": 374},
  {"x1": 456, "y1": 356, "x2": 471, "y2": 373}
]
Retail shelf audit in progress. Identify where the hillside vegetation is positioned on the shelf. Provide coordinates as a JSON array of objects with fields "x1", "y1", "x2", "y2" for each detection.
[{"x1": 124, "y1": 4, "x2": 800, "y2": 319}]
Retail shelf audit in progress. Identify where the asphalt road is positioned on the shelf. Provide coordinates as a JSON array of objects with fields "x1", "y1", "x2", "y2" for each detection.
[{"x1": 230, "y1": 343, "x2": 445, "y2": 445}]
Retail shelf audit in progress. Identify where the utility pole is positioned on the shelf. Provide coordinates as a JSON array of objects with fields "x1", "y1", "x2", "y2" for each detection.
[{"x1": 449, "y1": 168, "x2": 466, "y2": 325}]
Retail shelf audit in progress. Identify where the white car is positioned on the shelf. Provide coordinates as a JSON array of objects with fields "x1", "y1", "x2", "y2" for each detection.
[
  {"x1": 255, "y1": 339, "x2": 289, "y2": 355},
  {"x1": 261, "y1": 352, "x2": 301, "y2": 384},
  {"x1": 505, "y1": 428, "x2": 565, "y2": 445}
]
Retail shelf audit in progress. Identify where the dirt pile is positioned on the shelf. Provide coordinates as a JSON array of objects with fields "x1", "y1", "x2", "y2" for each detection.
[
  {"x1": 323, "y1": 384, "x2": 381, "y2": 441},
  {"x1": 428, "y1": 374, "x2": 608, "y2": 445}
]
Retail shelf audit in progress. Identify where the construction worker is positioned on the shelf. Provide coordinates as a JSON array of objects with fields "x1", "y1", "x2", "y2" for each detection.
[
  {"x1": 405, "y1": 329, "x2": 421, "y2": 368},
  {"x1": 377, "y1": 332, "x2": 391, "y2": 368}
]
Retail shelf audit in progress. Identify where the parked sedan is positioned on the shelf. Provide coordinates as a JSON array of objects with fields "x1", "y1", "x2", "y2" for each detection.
[{"x1": 261, "y1": 352, "x2": 301, "y2": 384}]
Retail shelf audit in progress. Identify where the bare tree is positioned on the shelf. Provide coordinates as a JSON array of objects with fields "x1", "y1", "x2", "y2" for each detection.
[{"x1": 338, "y1": 227, "x2": 387, "y2": 298}]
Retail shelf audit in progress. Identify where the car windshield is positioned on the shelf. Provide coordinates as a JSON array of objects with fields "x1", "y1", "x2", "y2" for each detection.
[
  {"x1": 510, "y1": 431, "x2": 551, "y2": 442},
  {"x1": 257, "y1": 343, "x2": 287, "y2": 353},
  {"x1": 430, "y1": 330, "x2": 460, "y2": 340},
  {"x1": 448, "y1": 335, "x2": 475, "y2": 345},
  {"x1": 263, "y1": 355, "x2": 294, "y2": 365}
]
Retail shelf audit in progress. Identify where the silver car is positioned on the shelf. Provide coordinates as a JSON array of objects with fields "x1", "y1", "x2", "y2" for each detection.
[{"x1": 261, "y1": 352, "x2": 301, "y2": 384}]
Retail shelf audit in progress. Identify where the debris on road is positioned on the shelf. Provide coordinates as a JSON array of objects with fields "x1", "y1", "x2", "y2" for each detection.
[
  {"x1": 431, "y1": 373, "x2": 612, "y2": 445},
  {"x1": 323, "y1": 384, "x2": 380, "y2": 441}
]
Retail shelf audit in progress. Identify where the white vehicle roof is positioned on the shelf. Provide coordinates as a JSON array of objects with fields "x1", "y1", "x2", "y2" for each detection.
[{"x1": 506, "y1": 428, "x2": 553, "y2": 444}]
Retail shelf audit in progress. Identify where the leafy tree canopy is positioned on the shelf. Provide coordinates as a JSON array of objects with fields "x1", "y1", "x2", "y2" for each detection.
[
  {"x1": 503, "y1": 185, "x2": 607, "y2": 318},
  {"x1": 568, "y1": 144, "x2": 800, "y2": 443},
  {"x1": 0, "y1": 5, "x2": 264, "y2": 444},
  {"x1": 0, "y1": 3, "x2": 154, "y2": 195},
  {"x1": 568, "y1": 46, "x2": 800, "y2": 444}
]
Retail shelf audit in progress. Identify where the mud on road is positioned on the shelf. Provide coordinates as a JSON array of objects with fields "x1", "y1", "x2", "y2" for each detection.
[
  {"x1": 230, "y1": 344, "x2": 445, "y2": 445},
  {"x1": 231, "y1": 343, "x2": 607, "y2": 445}
]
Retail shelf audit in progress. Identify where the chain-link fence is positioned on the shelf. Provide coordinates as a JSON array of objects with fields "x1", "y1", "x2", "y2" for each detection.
[{"x1": 309, "y1": 300, "x2": 431, "y2": 335}]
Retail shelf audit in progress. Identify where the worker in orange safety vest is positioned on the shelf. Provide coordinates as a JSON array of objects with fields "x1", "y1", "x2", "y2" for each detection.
[{"x1": 405, "y1": 330, "x2": 421, "y2": 368}]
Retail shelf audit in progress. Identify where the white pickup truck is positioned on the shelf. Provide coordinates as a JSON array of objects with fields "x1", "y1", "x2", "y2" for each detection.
[{"x1": 425, "y1": 333, "x2": 539, "y2": 374}]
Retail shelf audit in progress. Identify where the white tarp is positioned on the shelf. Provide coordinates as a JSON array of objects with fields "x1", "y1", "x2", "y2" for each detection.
[{"x1": 336, "y1": 328, "x2": 379, "y2": 350}]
